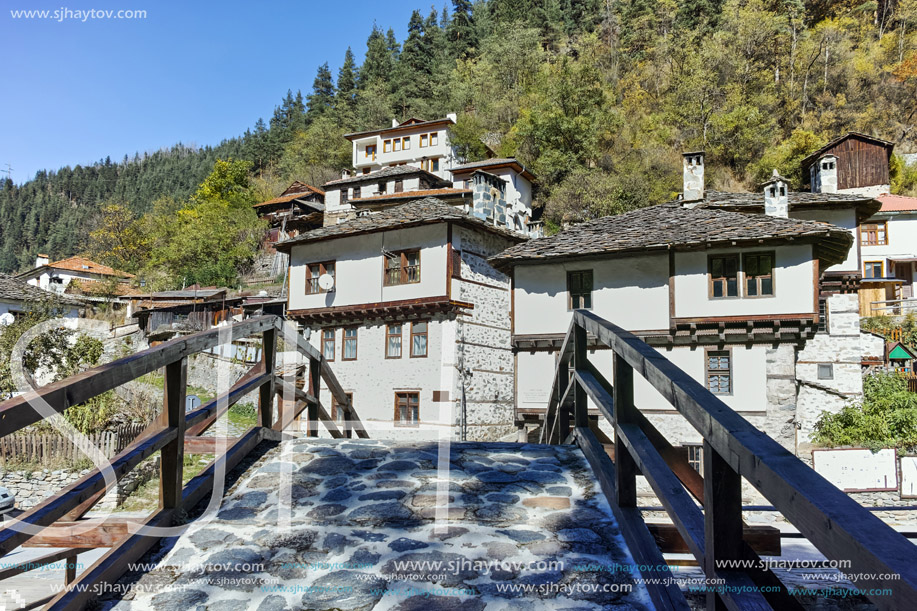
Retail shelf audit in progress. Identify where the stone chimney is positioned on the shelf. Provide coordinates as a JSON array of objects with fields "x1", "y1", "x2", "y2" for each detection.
[
  {"x1": 682, "y1": 152, "x2": 705, "y2": 201},
  {"x1": 811, "y1": 154, "x2": 838, "y2": 194},
  {"x1": 763, "y1": 169, "x2": 789, "y2": 218},
  {"x1": 471, "y1": 170, "x2": 507, "y2": 227},
  {"x1": 35, "y1": 254, "x2": 49, "y2": 268}
]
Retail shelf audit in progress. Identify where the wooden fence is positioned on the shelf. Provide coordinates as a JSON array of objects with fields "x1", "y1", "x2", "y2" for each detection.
[
  {"x1": 0, "y1": 424, "x2": 147, "y2": 466},
  {"x1": 542, "y1": 309, "x2": 917, "y2": 611},
  {"x1": 0, "y1": 314, "x2": 364, "y2": 610}
]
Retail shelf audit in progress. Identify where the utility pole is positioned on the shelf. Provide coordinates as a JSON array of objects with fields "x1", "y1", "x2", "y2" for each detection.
[{"x1": 0, "y1": 163, "x2": 12, "y2": 183}]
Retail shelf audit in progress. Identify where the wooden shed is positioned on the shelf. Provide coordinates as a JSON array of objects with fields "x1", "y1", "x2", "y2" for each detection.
[{"x1": 802, "y1": 133, "x2": 894, "y2": 192}]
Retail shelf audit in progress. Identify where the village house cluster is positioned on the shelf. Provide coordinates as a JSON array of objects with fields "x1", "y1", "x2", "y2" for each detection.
[{"x1": 250, "y1": 121, "x2": 917, "y2": 455}]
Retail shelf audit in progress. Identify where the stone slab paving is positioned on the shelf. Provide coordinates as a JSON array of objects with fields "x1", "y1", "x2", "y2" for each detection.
[{"x1": 106, "y1": 439, "x2": 650, "y2": 611}]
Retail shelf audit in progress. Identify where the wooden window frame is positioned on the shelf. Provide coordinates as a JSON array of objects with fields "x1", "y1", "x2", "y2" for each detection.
[
  {"x1": 331, "y1": 392, "x2": 353, "y2": 424},
  {"x1": 306, "y1": 261, "x2": 335, "y2": 295},
  {"x1": 708, "y1": 254, "x2": 740, "y2": 299},
  {"x1": 705, "y1": 348, "x2": 732, "y2": 396},
  {"x1": 383, "y1": 250, "x2": 421, "y2": 286},
  {"x1": 451, "y1": 249, "x2": 462, "y2": 279},
  {"x1": 342, "y1": 327, "x2": 358, "y2": 361},
  {"x1": 742, "y1": 251, "x2": 775, "y2": 298},
  {"x1": 402, "y1": 136, "x2": 411, "y2": 150},
  {"x1": 864, "y1": 260, "x2": 884, "y2": 279},
  {"x1": 420, "y1": 134, "x2": 428, "y2": 148},
  {"x1": 383, "y1": 139, "x2": 391, "y2": 153},
  {"x1": 430, "y1": 132, "x2": 438, "y2": 146},
  {"x1": 340, "y1": 188, "x2": 348, "y2": 204},
  {"x1": 394, "y1": 391, "x2": 420, "y2": 427},
  {"x1": 567, "y1": 269, "x2": 593, "y2": 311},
  {"x1": 410, "y1": 321, "x2": 428, "y2": 358},
  {"x1": 393, "y1": 139, "x2": 401, "y2": 152},
  {"x1": 385, "y1": 323, "x2": 403, "y2": 359},
  {"x1": 365, "y1": 145, "x2": 377, "y2": 160},
  {"x1": 861, "y1": 221, "x2": 888, "y2": 246},
  {"x1": 321, "y1": 328, "x2": 335, "y2": 362}
]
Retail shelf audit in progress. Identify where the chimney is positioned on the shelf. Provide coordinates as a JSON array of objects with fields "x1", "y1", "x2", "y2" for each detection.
[
  {"x1": 392, "y1": 118, "x2": 400, "y2": 127},
  {"x1": 35, "y1": 254, "x2": 49, "y2": 268},
  {"x1": 682, "y1": 152, "x2": 705, "y2": 201},
  {"x1": 763, "y1": 169, "x2": 789, "y2": 218},
  {"x1": 471, "y1": 170, "x2": 507, "y2": 227},
  {"x1": 811, "y1": 154, "x2": 838, "y2": 194},
  {"x1": 446, "y1": 112, "x2": 457, "y2": 123}
]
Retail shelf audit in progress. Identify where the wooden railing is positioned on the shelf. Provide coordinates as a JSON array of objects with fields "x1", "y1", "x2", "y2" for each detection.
[
  {"x1": 0, "y1": 314, "x2": 363, "y2": 610},
  {"x1": 542, "y1": 310, "x2": 917, "y2": 611},
  {"x1": 869, "y1": 298, "x2": 917, "y2": 315}
]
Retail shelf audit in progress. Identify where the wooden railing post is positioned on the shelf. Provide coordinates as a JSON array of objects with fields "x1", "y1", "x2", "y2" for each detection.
[
  {"x1": 259, "y1": 328, "x2": 276, "y2": 429},
  {"x1": 612, "y1": 352, "x2": 637, "y2": 507},
  {"x1": 703, "y1": 440, "x2": 743, "y2": 611},
  {"x1": 343, "y1": 404, "x2": 352, "y2": 438},
  {"x1": 554, "y1": 355, "x2": 569, "y2": 445},
  {"x1": 307, "y1": 357, "x2": 320, "y2": 437},
  {"x1": 160, "y1": 357, "x2": 187, "y2": 510},
  {"x1": 573, "y1": 323, "x2": 588, "y2": 429}
]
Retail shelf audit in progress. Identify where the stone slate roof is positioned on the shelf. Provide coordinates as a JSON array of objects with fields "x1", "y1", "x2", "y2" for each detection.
[
  {"x1": 343, "y1": 116, "x2": 454, "y2": 140},
  {"x1": 489, "y1": 202, "x2": 853, "y2": 269},
  {"x1": 451, "y1": 158, "x2": 535, "y2": 180},
  {"x1": 323, "y1": 166, "x2": 451, "y2": 188},
  {"x1": 275, "y1": 198, "x2": 526, "y2": 251},
  {"x1": 696, "y1": 190, "x2": 881, "y2": 222},
  {"x1": 0, "y1": 273, "x2": 82, "y2": 306}
]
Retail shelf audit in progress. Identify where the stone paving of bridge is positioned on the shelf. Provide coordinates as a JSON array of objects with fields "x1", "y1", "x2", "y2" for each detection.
[{"x1": 108, "y1": 438, "x2": 650, "y2": 610}]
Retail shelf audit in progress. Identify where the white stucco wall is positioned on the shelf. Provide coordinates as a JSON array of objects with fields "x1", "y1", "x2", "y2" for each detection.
[
  {"x1": 516, "y1": 344, "x2": 769, "y2": 418},
  {"x1": 513, "y1": 254, "x2": 670, "y2": 336},
  {"x1": 861, "y1": 212, "x2": 917, "y2": 289},
  {"x1": 791, "y1": 207, "x2": 859, "y2": 272},
  {"x1": 309, "y1": 317, "x2": 457, "y2": 440},
  {"x1": 351, "y1": 123, "x2": 458, "y2": 179},
  {"x1": 673, "y1": 245, "x2": 817, "y2": 318},
  {"x1": 0, "y1": 299, "x2": 79, "y2": 319},
  {"x1": 287, "y1": 224, "x2": 449, "y2": 312}
]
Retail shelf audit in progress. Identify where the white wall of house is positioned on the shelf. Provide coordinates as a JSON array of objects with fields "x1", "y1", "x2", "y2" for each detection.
[
  {"x1": 0, "y1": 299, "x2": 79, "y2": 319},
  {"x1": 25, "y1": 269, "x2": 104, "y2": 292},
  {"x1": 861, "y1": 212, "x2": 917, "y2": 295},
  {"x1": 287, "y1": 224, "x2": 449, "y2": 312},
  {"x1": 352, "y1": 122, "x2": 458, "y2": 179},
  {"x1": 513, "y1": 254, "x2": 671, "y2": 336},
  {"x1": 791, "y1": 208, "x2": 859, "y2": 272},
  {"x1": 673, "y1": 245, "x2": 816, "y2": 318},
  {"x1": 309, "y1": 317, "x2": 458, "y2": 440}
]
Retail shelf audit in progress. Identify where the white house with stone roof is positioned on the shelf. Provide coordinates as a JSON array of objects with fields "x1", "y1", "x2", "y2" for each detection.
[
  {"x1": 0, "y1": 273, "x2": 81, "y2": 322},
  {"x1": 493, "y1": 157, "x2": 884, "y2": 455},
  {"x1": 276, "y1": 198, "x2": 525, "y2": 441},
  {"x1": 345, "y1": 115, "x2": 460, "y2": 179}
]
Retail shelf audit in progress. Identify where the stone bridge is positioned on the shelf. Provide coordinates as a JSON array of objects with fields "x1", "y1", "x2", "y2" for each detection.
[{"x1": 108, "y1": 438, "x2": 648, "y2": 611}]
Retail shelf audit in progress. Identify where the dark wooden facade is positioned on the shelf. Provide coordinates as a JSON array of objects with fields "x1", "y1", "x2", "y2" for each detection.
[{"x1": 803, "y1": 133, "x2": 894, "y2": 191}]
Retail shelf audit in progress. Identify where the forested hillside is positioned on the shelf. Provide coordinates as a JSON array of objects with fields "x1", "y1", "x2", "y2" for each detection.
[{"x1": 4, "y1": 0, "x2": 917, "y2": 279}]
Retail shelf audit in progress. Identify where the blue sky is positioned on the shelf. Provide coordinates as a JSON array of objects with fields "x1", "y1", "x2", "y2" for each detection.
[{"x1": 1, "y1": 0, "x2": 425, "y2": 182}]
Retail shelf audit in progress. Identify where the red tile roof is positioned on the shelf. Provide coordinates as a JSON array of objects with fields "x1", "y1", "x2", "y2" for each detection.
[
  {"x1": 45, "y1": 257, "x2": 134, "y2": 278},
  {"x1": 878, "y1": 194, "x2": 917, "y2": 212}
]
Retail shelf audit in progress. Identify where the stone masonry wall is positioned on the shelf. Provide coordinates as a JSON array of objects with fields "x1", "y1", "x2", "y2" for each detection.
[{"x1": 452, "y1": 226, "x2": 515, "y2": 441}]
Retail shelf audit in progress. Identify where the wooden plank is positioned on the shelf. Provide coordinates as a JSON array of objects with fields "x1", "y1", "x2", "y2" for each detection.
[
  {"x1": 575, "y1": 426, "x2": 689, "y2": 611},
  {"x1": 0, "y1": 548, "x2": 81, "y2": 580},
  {"x1": 0, "y1": 315, "x2": 277, "y2": 436},
  {"x1": 704, "y1": 441, "x2": 745, "y2": 611},
  {"x1": 613, "y1": 353, "x2": 637, "y2": 508},
  {"x1": 0, "y1": 426, "x2": 176, "y2": 558},
  {"x1": 160, "y1": 358, "x2": 187, "y2": 510},
  {"x1": 646, "y1": 524, "x2": 780, "y2": 556},
  {"x1": 574, "y1": 310, "x2": 917, "y2": 611},
  {"x1": 573, "y1": 324, "x2": 588, "y2": 428},
  {"x1": 539, "y1": 317, "x2": 576, "y2": 444},
  {"x1": 184, "y1": 436, "x2": 240, "y2": 454},
  {"x1": 259, "y1": 329, "x2": 276, "y2": 429},
  {"x1": 185, "y1": 362, "x2": 268, "y2": 435},
  {"x1": 617, "y1": 422, "x2": 705, "y2": 560},
  {"x1": 274, "y1": 378, "x2": 342, "y2": 439},
  {"x1": 21, "y1": 521, "x2": 129, "y2": 548}
]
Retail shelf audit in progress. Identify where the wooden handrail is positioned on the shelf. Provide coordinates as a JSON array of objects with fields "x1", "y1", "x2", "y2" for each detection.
[{"x1": 547, "y1": 309, "x2": 917, "y2": 611}]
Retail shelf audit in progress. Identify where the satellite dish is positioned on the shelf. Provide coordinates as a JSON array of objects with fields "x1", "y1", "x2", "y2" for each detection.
[
  {"x1": 318, "y1": 274, "x2": 335, "y2": 291},
  {"x1": 0, "y1": 313, "x2": 13, "y2": 327}
]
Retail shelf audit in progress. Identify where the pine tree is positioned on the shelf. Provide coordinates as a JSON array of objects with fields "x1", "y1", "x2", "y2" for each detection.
[
  {"x1": 337, "y1": 47, "x2": 358, "y2": 107},
  {"x1": 361, "y1": 26, "x2": 392, "y2": 87},
  {"x1": 448, "y1": 0, "x2": 477, "y2": 58},
  {"x1": 307, "y1": 63, "x2": 336, "y2": 119},
  {"x1": 395, "y1": 11, "x2": 434, "y2": 117}
]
